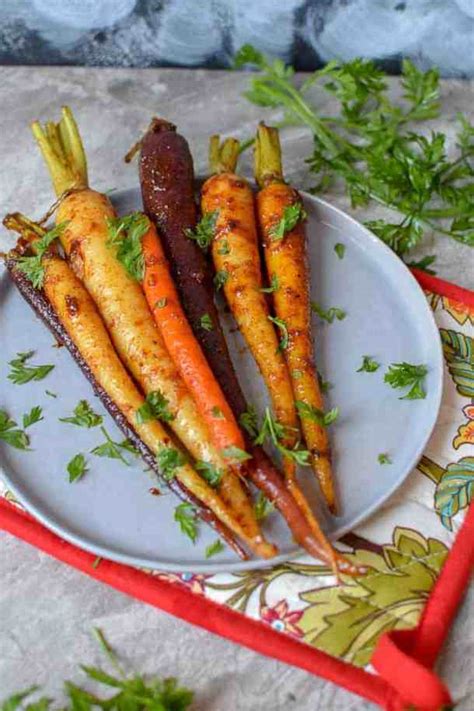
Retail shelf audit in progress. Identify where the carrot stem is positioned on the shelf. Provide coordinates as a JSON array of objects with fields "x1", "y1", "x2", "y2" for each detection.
[
  {"x1": 209, "y1": 135, "x2": 240, "y2": 174},
  {"x1": 254, "y1": 122, "x2": 285, "y2": 188}
]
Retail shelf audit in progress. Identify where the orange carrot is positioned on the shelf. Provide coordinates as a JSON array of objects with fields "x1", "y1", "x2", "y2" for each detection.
[{"x1": 138, "y1": 216, "x2": 246, "y2": 458}]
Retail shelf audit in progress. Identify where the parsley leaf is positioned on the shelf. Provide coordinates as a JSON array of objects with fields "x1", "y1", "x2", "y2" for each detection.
[
  {"x1": 174, "y1": 503, "x2": 198, "y2": 543},
  {"x1": 378, "y1": 453, "x2": 392, "y2": 465},
  {"x1": 157, "y1": 447, "x2": 186, "y2": 480},
  {"x1": 222, "y1": 445, "x2": 252, "y2": 463},
  {"x1": 268, "y1": 315, "x2": 289, "y2": 352},
  {"x1": 334, "y1": 243, "x2": 346, "y2": 259},
  {"x1": 60, "y1": 400, "x2": 103, "y2": 428},
  {"x1": 211, "y1": 406, "x2": 224, "y2": 419},
  {"x1": 135, "y1": 390, "x2": 175, "y2": 425},
  {"x1": 269, "y1": 203, "x2": 307, "y2": 241},
  {"x1": 217, "y1": 239, "x2": 230, "y2": 255},
  {"x1": 91, "y1": 427, "x2": 133, "y2": 465},
  {"x1": 0, "y1": 409, "x2": 30, "y2": 450},
  {"x1": 292, "y1": 369, "x2": 303, "y2": 380},
  {"x1": 239, "y1": 404, "x2": 259, "y2": 438},
  {"x1": 67, "y1": 453, "x2": 88, "y2": 483},
  {"x1": 296, "y1": 401, "x2": 339, "y2": 427},
  {"x1": 8, "y1": 351, "x2": 54, "y2": 385},
  {"x1": 106, "y1": 212, "x2": 148, "y2": 281},
  {"x1": 22, "y1": 406, "x2": 43, "y2": 429},
  {"x1": 205, "y1": 539, "x2": 225, "y2": 558},
  {"x1": 195, "y1": 460, "x2": 224, "y2": 487},
  {"x1": 357, "y1": 355, "x2": 380, "y2": 373},
  {"x1": 254, "y1": 407, "x2": 310, "y2": 466},
  {"x1": 15, "y1": 222, "x2": 66, "y2": 289},
  {"x1": 213, "y1": 269, "x2": 229, "y2": 291},
  {"x1": 200, "y1": 313, "x2": 214, "y2": 331},
  {"x1": 254, "y1": 492, "x2": 275, "y2": 521},
  {"x1": 185, "y1": 211, "x2": 219, "y2": 251},
  {"x1": 384, "y1": 362, "x2": 428, "y2": 400},
  {"x1": 311, "y1": 303, "x2": 346, "y2": 324},
  {"x1": 154, "y1": 297, "x2": 168, "y2": 309},
  {"x1": 260, "y1": 274, "x2": 280, "y2": 293}
]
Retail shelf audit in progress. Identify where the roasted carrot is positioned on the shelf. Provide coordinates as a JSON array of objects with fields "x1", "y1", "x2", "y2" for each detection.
[
  {"x1": 30, "y1": 107, "x2": 275, "y2": 559},
  {"x1": 138, "y1": 213, "x2": 273, "y2": 554},
  {"x1": 255, "y1": 124, "x2": 337, "y2": 513},
  {"x1": 140, "y1": 215, "x2": 245, "y2": 457},
  {"x1": 3, "y1": 214, "x2": 250, "y2": 558},
  {"x1": 136, "y1": 119, "x2": 364, "y2": 573},
  {"x1": 201, "y1": 136, "x2": 298, "y2": 449}
]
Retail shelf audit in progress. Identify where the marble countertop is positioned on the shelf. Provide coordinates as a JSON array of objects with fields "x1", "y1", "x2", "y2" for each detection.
[{"x1": 0, "y1": 67, "x2": 473, "y2": 710}]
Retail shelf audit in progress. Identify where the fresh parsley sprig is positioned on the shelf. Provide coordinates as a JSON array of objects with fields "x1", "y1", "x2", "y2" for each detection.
[
  {"x1": 91, "y1": 426, "x2": 136, "y2": 465},
  {"x1": 67, "y1": 453, "x2": 88, "y2": 482},
  {"x1": 8, "y1": 351, "x2": 54, "y2": 385},
  {"x1": 185, "y1": 210, "x2": 219, "y2": 251},
  {"x1": 205, "y1": 539, "x2": 224, "y2": 558},
  {"x1": 60, "y1": 400, "x2": 103, "y2": 428},
  {"x1": 384, "y1": 362, "x2": 428, "y2": 400},
  {"x1": 23, "y1": 406, "x2": 43, "y2": 429},
  {"x1": 239, "y1": 404, "x2": 259, "y2": 438},
  {"x1": 106, "y1": 212, "x2": 149, "y2": 281},
  {"x1": 236, "y1": 45, "x2": 474, "y2": 255},
  {"x1": 195, "y1": 460, "x2": 224, "y2": 487},
  {"x1": 253, "y1": 492, "x2": 275, "y2": 521}
]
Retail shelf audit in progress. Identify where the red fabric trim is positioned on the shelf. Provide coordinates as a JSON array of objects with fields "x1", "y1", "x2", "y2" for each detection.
[
  {"x1": 0, "y1": 500, "x2": 390, "y2": 709},
  {"x1": 1, "y1": 273, "x2": 473, "y2": 711},
  {"x1": 412, "y1": 268, "x2": 474, "y2": 308}
]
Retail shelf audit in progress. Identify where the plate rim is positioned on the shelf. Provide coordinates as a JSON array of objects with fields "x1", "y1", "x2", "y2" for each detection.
[{"x1": 0, "y1": 189, "x2": 443, "y2": 573}]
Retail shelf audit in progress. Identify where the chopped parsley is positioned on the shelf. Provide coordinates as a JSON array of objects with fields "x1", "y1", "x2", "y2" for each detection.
[
  {"x1": 106, "y1": 212, "x2": 149, "y2": 281},
  {"x1": 296, "y1": 401, "x2": 339, "y2": 427},
  {"x1": 156, "y1": 446, "x2": 186, "y2": 480},
  {"x1": 0, "y1": 409, "x2": 30, "y2": 450},
  {"x1": 211, "y1": 406, "x2": 224, "y2": 419},
  {"x1": 239, "y1": 405, "x2": 259, "y2": 438},
  {"x1": 195, "y1": 460, "x2": 224, "y2": 487},
  {"x1": 221, "y1": 445, "x2": 252, "y2": 463},
  {"x1": 378, "y1": 453, "x2": 392, "y2": 465},
  {"x1": 269, "y1": 203, "x2": 307, "y2": 241},
  {"x1": 268, "y1": 315, "x2": 289, "y2": 352},
  {"x1": 91, "y1": 426, "x2": 134, "y2": 465},
  {"x1": 8, "y1": 351, "x2": 54, "y2": 385},
  {"x1": 205, "y1": 539, "x2": 225, "y2": 558},
  {"x1": 67, "y1": 453, "x2": 88, "y2": 483},
  {"x1": 254, "y1": 407, "x2": 310, "y2": 467},
  {"x1": 135, "y1": 390, "x2": 175, "y2": 425},
  {"x1": 213, "y1": 269, "x2": 229, "y2": 291},
  {"x1": 200, "y1": 313, "x2": 214, "y2": 331},
  {"x1": 384, "y1": 362, "x2": 428, "y2": 400},
  {"x1": 334, "y1": 243, "x2": 346, "y2": 259},
  {"x1": 15, "y1": 222, "x2": 66, "y2": 288},
  {"x1": 217, "y1": 239, "x2": 230, "y2": 255},
  {"x1": 357, "y1": 356, "x2": 381, "y2": 373},
  {"x1": 60, "y1": 400, "x2": 103, "y2": 428},
  {"x1": 254, "y1": 492, "x2": 275, "y2": 521},
  {"x1": 184, "y1": 211, "x2": 219, "y2": 252},
  {"x1": 310, "y1": 303, "x2": 347, "y2": 324},
  {"x1": 22, "y1": 406, "x2": 43, "y2": 429},
  {"x1": 174, "y1": 503, "x2": 198, "y2": 543},
  {"x1": 260, "y1": 274, "x2": 280, "y2": 293},
  {"x1": 154, "y1": 297, "x2": 168, "y2": 309}
]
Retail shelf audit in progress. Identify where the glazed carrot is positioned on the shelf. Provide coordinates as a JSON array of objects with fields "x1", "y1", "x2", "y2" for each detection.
[
  {"x1": 136, "y1": 120, "x2": 364, "y2": 574},
  {"x1": 141, "y1": 216, "x2": 245, "y2": 457},
  {"x1": 3, "y1": 214, "x2": 250, "y2": 558},
  {"x1": 201, "y1": 137, "x2": 299, "y2": 450},
  {"x1": 254, "y1": 123, "x2": 336, "y2": 513},
  {"x1": 30, "y1": 107, "x2": 275, "y2": 559},
  {"x1": 139, "y1": 214, "x2": 274, "y2": 554}
]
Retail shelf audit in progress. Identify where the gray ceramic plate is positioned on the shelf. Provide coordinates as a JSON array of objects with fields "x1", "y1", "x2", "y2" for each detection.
[{"x1": 0, "y1": 188, "x2": 443, "y2": 572}]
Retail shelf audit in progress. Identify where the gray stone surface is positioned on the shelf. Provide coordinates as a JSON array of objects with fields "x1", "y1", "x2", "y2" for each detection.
[{"x1": 0, "y1": 67, "x2": 473, "y2": 709}]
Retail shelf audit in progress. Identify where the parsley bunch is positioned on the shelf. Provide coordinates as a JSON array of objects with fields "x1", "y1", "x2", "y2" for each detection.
[
  {"x1": 0, "y1": 628, "x2": 193, "y2": 711},
  {"x1": 235, "y1": 45, "x2": 474, "y2": 258}
]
